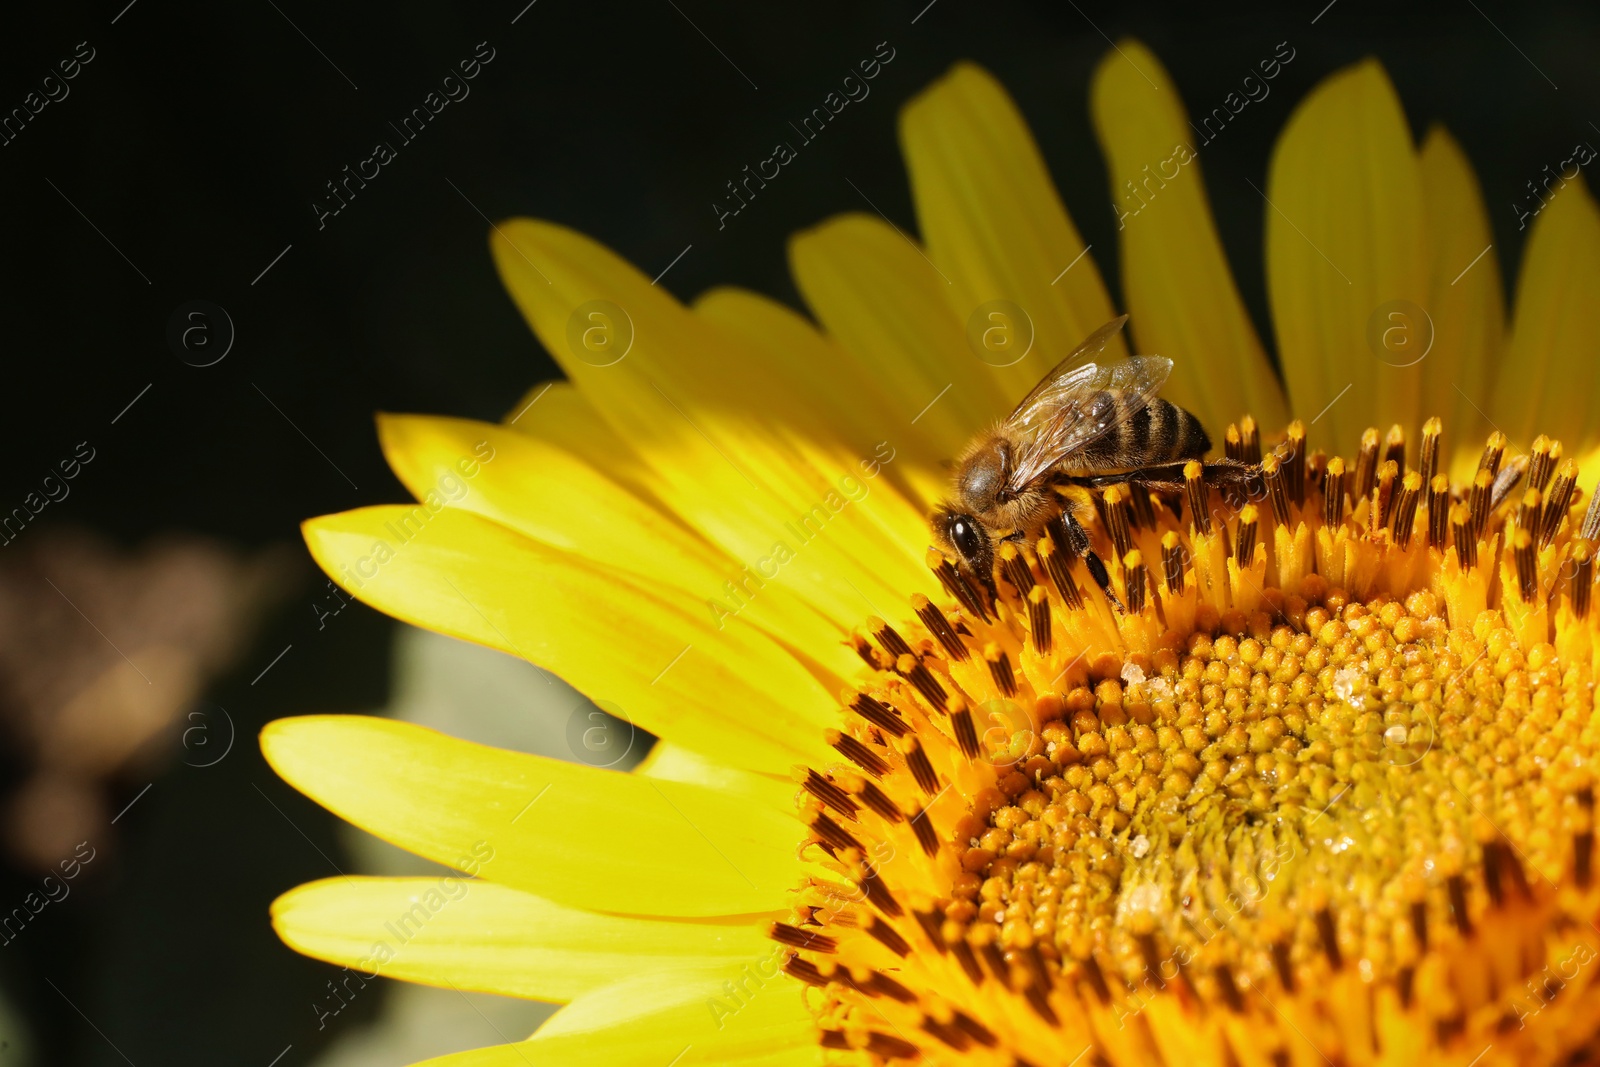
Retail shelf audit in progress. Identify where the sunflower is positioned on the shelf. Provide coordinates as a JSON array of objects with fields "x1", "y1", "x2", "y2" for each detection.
[{"x1": 263, "y1": 39, "x2": 1600, "y2": 1067}]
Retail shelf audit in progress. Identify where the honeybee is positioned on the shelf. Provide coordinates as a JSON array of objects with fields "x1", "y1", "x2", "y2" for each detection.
[{"x1": 932, "y1": 315, "x2": 1249, "y2": 608}]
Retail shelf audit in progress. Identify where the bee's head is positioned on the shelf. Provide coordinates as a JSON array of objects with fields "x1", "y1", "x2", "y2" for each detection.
[{"x1": 931, "y1": 504, "x2": 995, "y2": 586}]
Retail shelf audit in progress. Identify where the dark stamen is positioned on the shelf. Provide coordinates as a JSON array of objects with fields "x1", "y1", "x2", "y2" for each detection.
[
  {"x1": 1323, "y1": 457, "x2": 1347, "y2": 526},
  {"x1": 909, "y1": 806, "x2": 938, "y2": 855},
  {"x1": 1161, "y1": 532, "x2": 1185, "y2": 595},
  {"x1": 811, "y1": 813, "x2": 862, "y2": 854},
  {"x1": 949, "y1": 697, "x2": 979, "y2": 760},
  {"x1": 845, "y1": 774, "x2": 903, "y2": 823},
  {"x1": 859, "y1": 866, "x2": 902, "y2": 917},
  {"x1": 1316, "y1": 907, "x2": 1342, "y2": 969},
  {"x1": 1541, "y1": 460, "x2": 1578, "y2": 547},
  {"x1": 922, "y1": 1015, "x2": 970, "y2": 1050},
  {"x1": 1514, "y1": 529, "x2": 1538, "y2": 603},
  {"x1": 1129, "y1": 485, "x2": 1155, "y2": 529},
  {"x1": 977, "y1": 939, "x2": 1010, "y2": 987},
  {"x1": 803, "y1": 769, "x2": 859, "y2": 820},
  {"x1": 1077, "y1": 951, "x2": 1112, "y2": 1004},
  {"x1": 1529, "y1": 435, "x2": 1556, "y2": 493},
  {"x1": 1398, "y1": 967, "x2": 1416, "y2": 1009},
  {"x1": 1469, "y1": 469, "x2": 1493, "y2": 540},
  {"x1": 1235, "y1": 506, "x2": 1259, "y2": 566},
  {"x1": 903, "y1": 738, "x2": 940, "y2": 795},
  {"x1": 950, "y1": 939, "x2": 983, "y2": 983},
  {"x1": 827, "y1": 729, "x2": 888, "y2": 777},
  {"x1": 1023, "y1": 979, "x2": 1058, "y2": 1025},
  {"x1": 849, "y1": 693, "x2": 908, "y2": 738},
  {"x1": 1039, "y1": 534, "x2": 1084, "y2": 610},
  {"x1": 870, "y1": 618, "x2": 913, "y2": 660},
  {"x1": 985, "y1": 644, "x2": 1017, "y2": 697},
  {"x1": 864, "y1": 915, "x2": 910, "y2": 957},
  {"x1": 1478, "y1": 431, "x2": 1507, "y2": 481},
  {"x1": 1448, "y1": 873, "x2": 1473, "y2": 935},
  {"x1": 927, "y1": 549, "x2": 991, "y2": 623},
  {"x1": 769, "y1": 922, "x2": 838, "y2": 953},
  {"x1": 1104, "y1": 486, "x2": 1133, "y2": 561},
  {"x1": 913, "y1": 906, "x2": 945, "y2": 952},
  {"x1": 1027, "y1": 585, "x2": 1052, "y2": 652},
  {"x1": 850, "y1": 632, "x2": 882, "y2": 671},
  {"x1": 1576, "y1": 825, "x2": 1594, "y2": 890},
  {"x1": 1452, "y1": 503, "x2": 1478, "y2": 569},
  {"x1": 1372, "y1": 460, "x2": 1398, "y2": 533},
  {"x1": 1483, "y1": 840, "x2": 1506, "y2": 906},
  {"x1": 785, "y1": 955, "x2": 829, "y2": 987},
  {"x1": 1572, "y1": 540, "x2": 1593, "y2": 620},
  {"x1": 1517, "y1": 488, "x2": 1543, "y2": 537},
  {"x1": 864, "y1": 971, "x2": 915, "y2": 1003},
  {"x1": 1584, "y1": 478, "x2": 1600, "y2": 542},
  {"x1": 1491, "y1": 454, "x2": 1529, "y2": 512},
  {"x1": 1353, "y1": 428, "x2": 1380, "y2": 502},
  {"x1": 913, "y1": 594, "x2": 969, "y2": 662},
  {"x1": 1135, "y1": 930, "x2": 1166, "y2": 990},
  {"x1": 1390, "y1": 471, "x2": 1422, "y2": 546},
  {"x1": 1427, "y1": 474, "x2": 1451, "y2": 550},
  {"x1": 1271, "y1": 939, "x2": 1295, "y2": 992},
  {"x1": 1214, "y1": 963, "x2": 1244, "y2": 1012},
  {"x1": 952, "y1": 1010, "x2": 997, "y2": 1047},
  {"x1": 897, "y1": 653, "x2": 948, "y2": 712},
  {"x1": 1383, "y1": 423, "x2": 1406, "y2": 471},
  {"x1": 1185, "y1": 460, "x2": 1211, "y2": 536},
  {"x1": 1418, "y1": 417, "x2": 1441, "y2": 491},
  {"x1": 1284, "y1": 419, "x2": 1307, "y2": 503},
  {"x1": 1262, "y1": 454, "x2": 1291, "y2": 526},
  {"x1": 1124, "y1": 551, "x2": 1148, "y2": 614},
  {"x1": 1240, "y1": 415, "x2": 1262, "y2": 463},
  {"x1": 998, "y1": 543, "x2": 1034, "y2": 600},
  {"x1": 865, "y1": 1032, "x2": 919, "y2": 1059}
]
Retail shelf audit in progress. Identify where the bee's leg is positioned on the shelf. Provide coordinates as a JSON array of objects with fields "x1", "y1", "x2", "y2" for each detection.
[{"x1": 1047, "y1": 506, "x2": 1124, "y2": 613}]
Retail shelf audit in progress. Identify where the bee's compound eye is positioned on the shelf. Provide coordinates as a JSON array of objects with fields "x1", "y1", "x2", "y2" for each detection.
[{"x1": 948, "y1": 514, "x2": 984, "y2": 561}]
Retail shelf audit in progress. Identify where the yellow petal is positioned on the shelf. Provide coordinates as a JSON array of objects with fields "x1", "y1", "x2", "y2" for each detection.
[
  {"x1": 1417, "y1": 126, "x2": 1505, "y2": 480},
  {"x1": 502, "y1": 380, "x2": 664, "y2": 511},
  {"x1": 1266, "y1": 59, "x2": 1427, "y2": 453},
  {"x1": 272, "y1": 876, "x2": 770, "y2": 1002},
  {"x1": 900, "y1": 62, "x2": 1124, "y2": 403},
  {"x1": 788, "y1": 212, "x2": 1005, "y2": 459},
  {"x1": 261, "y1": 716, "x2": 803, "y2": 916},
  {"x1": 1089, "y1": 39, "x2": 1287, "y2": 435},
  {"x1": 377, "y1": 414, "x2": 726, "y2": 593},
  {"x1": 491, "y1": 219, "x2": 938, "y2": 632},
  {"x1": 692, "y1": 286, "x2": 945, "y2": 506},
  {"x1": 529, "y1": 966, "x2": 817, "y2": 1067},
  {"x1": 378, "y1": 412, "x2": 869, "y2": 675},
  {"x1": 1496, "y1": 173, "x2": 1600, "y2": 459},
  {"x1": 409, "y1": 964, "x2": 819, "y2": 1067},
  {"x1": 634, "y1": 741, "x2": 791, "y2": 801},
  {"x1": 301, "y1": 506, "x2": 837, "y2": 774}
]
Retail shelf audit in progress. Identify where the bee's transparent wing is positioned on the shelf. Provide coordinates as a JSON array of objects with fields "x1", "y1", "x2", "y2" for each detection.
[
  {"x1": 1007, "y1": 315, "x2": 1129, "y2": 428},
  {"x1": 1004, "y1": 355, "x2": 1174, "y2": 494}
]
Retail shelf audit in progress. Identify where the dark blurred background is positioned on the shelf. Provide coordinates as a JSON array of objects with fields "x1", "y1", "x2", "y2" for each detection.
[{"x1": 0, "y1": 1, "x2": 1596, "y2": 1063}]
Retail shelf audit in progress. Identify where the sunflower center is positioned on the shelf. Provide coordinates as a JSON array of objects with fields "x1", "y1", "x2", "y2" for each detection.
[{"x1": 777, "y1": 419, "x2": 1600, "y2": 1066}]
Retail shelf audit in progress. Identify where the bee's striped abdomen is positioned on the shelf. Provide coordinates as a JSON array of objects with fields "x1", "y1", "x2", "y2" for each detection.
[
  {"x1": 1162, "y1": 401, "x2": 1211, "y2": 461},
  {"x1": 1077, "y1": 394, "x2": 1212, "y2": 471}
]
